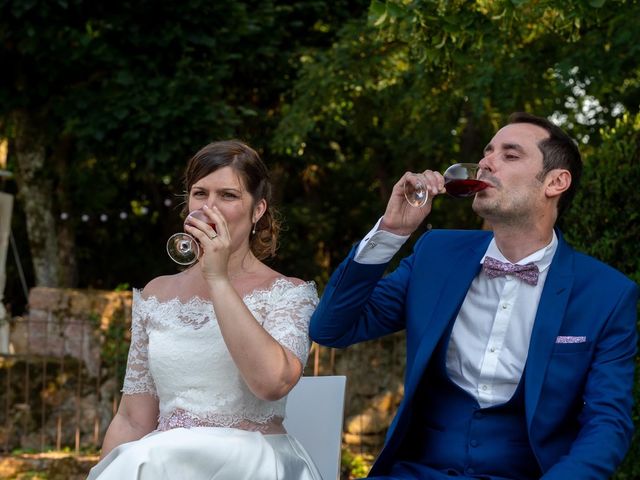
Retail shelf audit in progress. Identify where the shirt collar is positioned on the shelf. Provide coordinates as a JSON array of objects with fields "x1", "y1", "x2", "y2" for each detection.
[{"x1": 481, "y1": 230, "x2": 557, "y2": 274}]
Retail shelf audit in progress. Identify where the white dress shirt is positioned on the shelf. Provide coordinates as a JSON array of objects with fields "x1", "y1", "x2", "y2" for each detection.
[{"x1": 355, "y1": 221, "x2": 558, "y2": 407}]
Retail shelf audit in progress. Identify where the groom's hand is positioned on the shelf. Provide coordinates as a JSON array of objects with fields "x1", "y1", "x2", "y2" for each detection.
[{"x1": 380, "y1": 170, "x2": 445, "y2": 236}]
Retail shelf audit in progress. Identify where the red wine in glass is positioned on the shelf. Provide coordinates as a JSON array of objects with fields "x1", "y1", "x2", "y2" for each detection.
[
  {"x1": 403, "y1": 163, "x2": 489, "y2": 206},
  {"x1": 445, "y1": 178, "x2": 489, "y2": 197},
  {"x1": 166, "y1": 209, "x2": 215, "y2": 265},
  {"x1": 443, "y1": 163, "x2": 489, "y2": 198}
]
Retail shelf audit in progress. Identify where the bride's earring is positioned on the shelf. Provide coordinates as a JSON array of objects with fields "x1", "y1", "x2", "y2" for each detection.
[{"x1": 252, "y1": 222, "x2": 256, "y2": 235}]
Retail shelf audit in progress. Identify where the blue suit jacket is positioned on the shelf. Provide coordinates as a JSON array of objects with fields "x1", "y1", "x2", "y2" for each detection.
[{"x1": 310, "y1": 229, "x2": 638, "y2": 479}]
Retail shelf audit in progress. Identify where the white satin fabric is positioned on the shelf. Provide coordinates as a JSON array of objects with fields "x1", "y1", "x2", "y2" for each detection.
[{"x1": 87, "y1": 427, "x2": 322, "y2": 480}]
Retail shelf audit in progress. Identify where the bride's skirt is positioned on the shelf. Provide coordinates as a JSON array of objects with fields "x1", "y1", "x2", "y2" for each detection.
[{"x1": 87, "y1": 427, "x2": 323, "y2": 480}]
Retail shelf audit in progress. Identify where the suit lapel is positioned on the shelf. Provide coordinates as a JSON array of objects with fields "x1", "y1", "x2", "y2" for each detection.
[{"x1": 524, "y1": 231, "x2": 575, "y2": 427}]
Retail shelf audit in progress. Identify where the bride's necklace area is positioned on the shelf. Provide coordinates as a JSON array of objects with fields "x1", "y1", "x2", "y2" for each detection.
[
  {"x1": 187, "y1": 250, "x2": 261, "y2": 288},
  {"x1": 228, "y1": 250, "x2": 260, "y2": 281}
]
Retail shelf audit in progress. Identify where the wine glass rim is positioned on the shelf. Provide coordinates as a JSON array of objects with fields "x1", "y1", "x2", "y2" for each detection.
[
  {"x1": 444, "y1": 163, "x2": 479, "y2": 172},
  {"x1": 447, "y1": 162, "x2": 480, "y2": 168},
  {"x1": 443, "y1": 163, "x2": 481, "y2": 181},
  {"x1": 186, "y1": 208, "x2": 207, "y2": 218}
]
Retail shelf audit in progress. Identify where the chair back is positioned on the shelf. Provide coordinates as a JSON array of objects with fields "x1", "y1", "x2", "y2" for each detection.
[{"x1": 284, "y1": 375, "x2": 347, "y2": 480}]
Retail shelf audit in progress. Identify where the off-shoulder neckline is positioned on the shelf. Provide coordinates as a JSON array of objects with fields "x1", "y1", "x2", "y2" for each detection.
[{"x1": 133, "y1": 277, "x2": 316, "y2": 307}]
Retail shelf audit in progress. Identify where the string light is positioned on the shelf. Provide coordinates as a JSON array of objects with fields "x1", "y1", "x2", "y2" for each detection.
[{"x1": 56, "y1": 198, "x2": 175, "y2": 223}]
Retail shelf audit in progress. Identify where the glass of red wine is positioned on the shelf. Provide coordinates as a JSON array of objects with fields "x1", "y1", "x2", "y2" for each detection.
[
  {"x1": 443, "y1": 163, "x2": 490, "y2": 198},
  {"x1": 403, "y1": 163, "x2": 489, "y2": 206},
  {"x1": 166, "y1": 209, "x2": 215, "y2": 265}
]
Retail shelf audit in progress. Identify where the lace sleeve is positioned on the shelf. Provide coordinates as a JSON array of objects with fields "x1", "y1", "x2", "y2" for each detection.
[
  {"x1": 262, "y1": 281, "x2": 319, "y2": 365},
  {"x1": 121, "y1": 290, "x2": 158, "y2": 396}
]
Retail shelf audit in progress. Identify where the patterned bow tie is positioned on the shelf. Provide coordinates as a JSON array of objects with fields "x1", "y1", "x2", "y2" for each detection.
[{"x1": 482, "y1": 256, "x2": 540, "y2": 286}]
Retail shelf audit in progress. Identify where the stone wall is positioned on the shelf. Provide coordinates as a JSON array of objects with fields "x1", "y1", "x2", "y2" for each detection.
[
  {"x1": 2, "y1": 287, "x2": 131, "y2": 451},
  {"x1": 10, "y1": 287, "x2": 132, "y2": 377}
]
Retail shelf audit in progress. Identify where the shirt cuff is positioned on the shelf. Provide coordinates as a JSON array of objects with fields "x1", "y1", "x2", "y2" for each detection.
[{"x1": 354, "y1": 218, "x2": 410, "y2": 264}]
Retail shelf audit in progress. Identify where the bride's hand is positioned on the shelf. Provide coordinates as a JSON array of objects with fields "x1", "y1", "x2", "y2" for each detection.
[{"x1": 184, "y1": 205, "x2": 231, "y2": 283}]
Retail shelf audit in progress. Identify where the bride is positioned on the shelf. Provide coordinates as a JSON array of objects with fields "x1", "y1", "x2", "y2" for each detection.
[{"x1": 88, "y1": 140, "x2": 322, "y2": 480}]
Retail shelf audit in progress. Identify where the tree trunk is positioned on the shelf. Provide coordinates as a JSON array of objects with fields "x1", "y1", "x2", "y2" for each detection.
[
  {"x1": 52, "y1": 135, "x2": 78, "y2": 287},
  {"x1": 11, "y1": 110, "x2": 62, "y2": 287}
]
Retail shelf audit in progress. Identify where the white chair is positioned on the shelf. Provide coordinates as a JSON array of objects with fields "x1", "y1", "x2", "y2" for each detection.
[{"x1": 284, "y1": 375, "x2": 347, "y2": 480}]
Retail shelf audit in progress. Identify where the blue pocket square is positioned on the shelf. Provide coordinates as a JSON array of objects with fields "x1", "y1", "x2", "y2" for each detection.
[{"x1": 555, "y1": 335, "x2": 587, "y2": 344}]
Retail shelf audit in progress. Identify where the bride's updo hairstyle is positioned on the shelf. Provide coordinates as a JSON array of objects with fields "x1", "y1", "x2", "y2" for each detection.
[{"x1": 182, "y1": 140, "x2": 280, "y2": 260}]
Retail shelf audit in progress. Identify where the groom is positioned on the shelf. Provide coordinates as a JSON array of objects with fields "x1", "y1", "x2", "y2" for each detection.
[{"x1": 310, "y1": 112, "x2": 637, "y2": 479}]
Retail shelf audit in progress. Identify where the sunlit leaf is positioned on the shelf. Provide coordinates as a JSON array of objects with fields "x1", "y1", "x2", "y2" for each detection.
[{"x1": 368, "y1": 0, "x2": 387, "y2": 26}]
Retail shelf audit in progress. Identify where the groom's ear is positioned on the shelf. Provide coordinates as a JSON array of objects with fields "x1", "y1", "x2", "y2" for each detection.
[{"x1": 544, "y1": 169, "x2": 571, "y2": 199}]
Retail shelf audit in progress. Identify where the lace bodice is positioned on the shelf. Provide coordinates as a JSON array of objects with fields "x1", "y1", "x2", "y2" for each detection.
[{"x1": 121, "y1": 278, "x2": 318, "y2": 432}]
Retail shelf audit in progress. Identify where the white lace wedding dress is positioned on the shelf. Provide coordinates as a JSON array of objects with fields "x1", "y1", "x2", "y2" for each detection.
[{"x1": 87, "y1": 278, "x2": 323, "y2": 480}]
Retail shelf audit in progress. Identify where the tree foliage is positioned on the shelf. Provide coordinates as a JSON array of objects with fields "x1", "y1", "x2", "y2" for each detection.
[
  {"x1": 563, "y1": 113, "x2": 640, "y2": 283},
  {"x1": 272, "y1": 0, "x2": 640, "y2": 278},
  {"x1": 0, "y1": 0, "x2": 369, "y2": 294}
]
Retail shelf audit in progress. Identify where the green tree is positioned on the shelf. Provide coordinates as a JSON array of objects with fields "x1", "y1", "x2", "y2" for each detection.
[
  {"x1": 274, "y1": 0, "x2": 640, "y2": 279},
  {"x1": 1, "y1": 0, "x2": 248, "y2": 286},
  {"x1": 0, "y1": 0, "x2": 370, "y2": 290}
]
